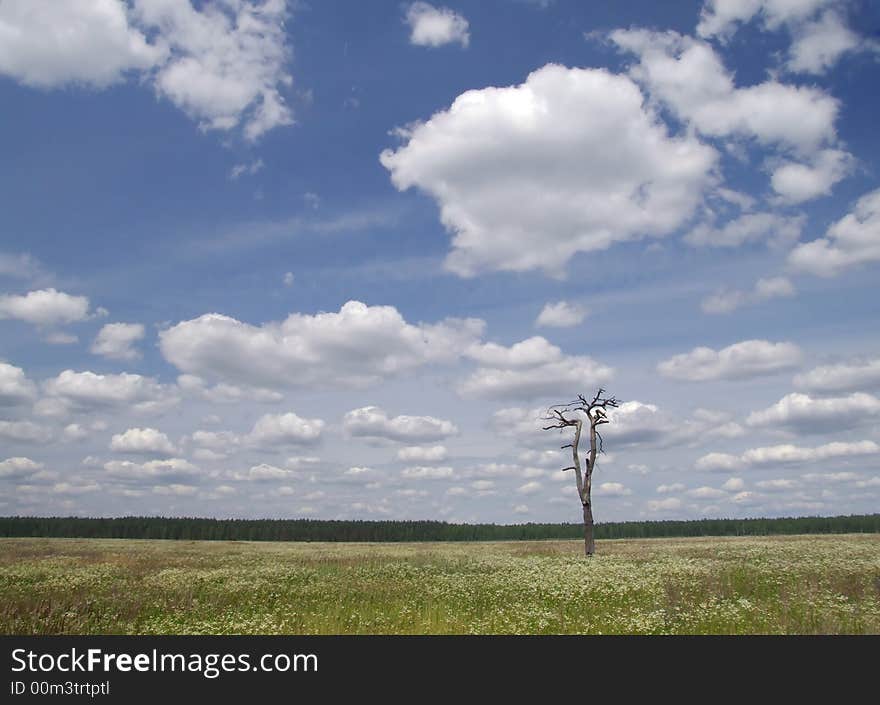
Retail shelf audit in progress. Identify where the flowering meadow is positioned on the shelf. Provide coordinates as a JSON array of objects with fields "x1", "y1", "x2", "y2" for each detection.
[{"x1": 1, "y1": 535, "x2": 878, "y2": 634}]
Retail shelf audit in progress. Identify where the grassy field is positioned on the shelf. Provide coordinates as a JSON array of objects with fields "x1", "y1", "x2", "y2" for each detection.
[{"x1": 1, "y1": 534, "x2": 879, "y2": 634}]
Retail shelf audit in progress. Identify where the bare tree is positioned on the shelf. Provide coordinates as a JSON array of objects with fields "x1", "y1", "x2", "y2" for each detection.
[{"x1": 542, "y1": 388, "x2": 620, "y2": 557}]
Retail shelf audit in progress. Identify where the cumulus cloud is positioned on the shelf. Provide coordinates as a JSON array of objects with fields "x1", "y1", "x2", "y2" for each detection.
[
  {"x1": 401, "y1": 465, "x2": 455, "y2": 479},
  {"x1": 91, "y1": 322, "x2": 145, "y2": 361},
  {"x1": 0, "y1": 288, "x2": 93, "y2": 327},
  {"x1": 0, "y1": 0, "x2": 164, "y2": 88},
  {"x1": 247, "y1": 411, "x2": 325, "y2": 446},
  {"x1": 794, "y1": 357, "x2": 880, "y2": 395},
  {"x1": 41, "y1": 370, "x2": 180, "y2": 415},
  {"x1": 381, "y1": 64, "x2": 716, "y2": 276},
  {"x1": 397, "y1": 445, "x2": 448, "y2": 462},
  {"x1": 110, "y1": 427, "x2": 177, "y2": 455},
  {"x1": 0, "y1": 420, "x2": 52, "y2": 443},
  {"x1": 770, "y1": 149, "x2": 855, "y2": 204},
  {"x1": 611, "y1": 29, "x2": 839, "y2": 153},
  {"x1": 535, "y1": 301, "x2": 589, "y2": 328},
  {"x1": 646, "y1": 496, "x2": 682, "y2": 512},
  {"x1": 595, "y1": 482, "x2": 632, "y2": 497},
  {"x1": 685, "y1": 213, "x2": 804, "y2": 248},
  {"x1": 104, "y1": 457, "x2": 199, "y2": 482},
  {"x1": 344, "y1": 406, "x2": 457, "y2": 443},
  {"x1": 458, "y1": 336, "x2": 613, "y2": 400},
  {"x1": 0, "y1": 362, "x2": 37, "y2": 405},
  {"x1": 657, "y1": 340, "x2": 802, "y2": 381},
  {"x1": 0, "y1": 0, "x2": 294, "y2": 140},
  {"x1": 405, "y1": 2, "x2": 469, "y2": 48},
  {"x1": 177, "y1": 375, "x2": 283, "y2": 404},
  {"x1": 788, "y1": 188, "x2": 880, "y2": 277},
  {"x1": 701, "y1": 277, "x2": 795, "y2": 314},
  {"x1": 696, "y1": 440, "x2": 879, "y2": 471},
  {"x1": 0, "y1": 457, "x2": 43, "y2": 479},
  {"x1": 697, "y1": 2, "x2": 864, "y2": 75},
  {"x1": 746, "y1": 392, "x2": 880, "y2": 433},
  {"x1": 160, "y1": 301, "x2": 484, "y2": 390}
]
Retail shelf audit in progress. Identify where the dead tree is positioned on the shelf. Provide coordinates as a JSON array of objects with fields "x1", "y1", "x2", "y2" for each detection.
[{"x1": 542, "y1": 388, "x2": 619, "y2": 557}]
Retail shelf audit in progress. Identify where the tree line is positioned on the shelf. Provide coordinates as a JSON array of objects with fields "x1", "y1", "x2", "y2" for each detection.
[{"x1": 0, "y1": 514, "x2": 877, "y2": 542}]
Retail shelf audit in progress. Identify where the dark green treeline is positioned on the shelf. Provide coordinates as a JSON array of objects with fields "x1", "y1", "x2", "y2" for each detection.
[{"x1": 0, "y1": 514, "x2": 878, "y2": 542}]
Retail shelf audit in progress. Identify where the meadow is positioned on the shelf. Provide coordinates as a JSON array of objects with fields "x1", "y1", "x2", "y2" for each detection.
[{"x1": 1, "y1": 534, "x2": 878, "y2": 635}]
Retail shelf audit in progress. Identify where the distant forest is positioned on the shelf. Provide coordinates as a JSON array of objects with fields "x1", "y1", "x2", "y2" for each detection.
[{"x1": 1, "y1": 514, "x2": 878, "y2": 542}]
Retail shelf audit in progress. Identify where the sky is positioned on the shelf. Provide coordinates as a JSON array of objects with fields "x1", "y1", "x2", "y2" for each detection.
[{"x1": 1, "y1": 0, "x2": 879, "y2": 524}]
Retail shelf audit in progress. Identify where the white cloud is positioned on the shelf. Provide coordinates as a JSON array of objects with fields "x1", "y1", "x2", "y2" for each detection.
[
  {"x1": 283, "y1": 272, "x2": 295, "y2": 287},
  {"x1": 697, "y1": 2, "x2": 863, "y2": 75},
  {"x1": 685, "y1": 213, "x2": 804, "y2": 248},
  {"x1": 401, "y1": 465, "x2": 455, "y2": 480},
  {"x1": 458, "y1": 337, "x2": 613, "y2": 400},
  {"x1": 535, "y1": 301, "x2": 588, "y2": 328},
  {"x1": 132, "y1": 0, "x2": 293, "y2": 141},
  {"x1": 0, "y1": 1, "x2": 294, "y2": 141},
  {"x1": 237, "y1": 463, "x2": 294, "y2": 482},
  {"x1": 696, "y1": 440, "x2": 879, "y2": 471},
  {"x1": 701, "y1": 277, "x2": 795, "y2": 314},
  {"x1": 513, "y1": 504, "x2": 529, "y2": 515},
  {"x1": 104, "y1": 457, "x2": 199, "y2": 482},
  {"x1": 42, "y1": 370, "x2": 180, "y2": 415},
  {"x1": 657, "y1": 483, "x2": 685, "y2": 494},
  {"x1": 721, "y1": 477, "x2": 745, "y2": 491},
  {"x1": 0, "y1": 362, "x2": 37, "y2": 405},
  {"x1": 746, "y1": 392, "x2": 880, "y2": 432},
  {"x1": 160, "y1": 301, "x2": 484, "y2": 390},
  {"x1": 658, "y1": 340, "x2": 802, "y2": 382},
  {"x1": 0, "y1": 288, "x2": 92, "y2": 326},
  {"x1": 755, "y1": 478, "x2": 798, "y2": 492},
  {"x1": 687, "y1": 486, "x2": 727, "y2": 499},
  {"x1": 770, "y1": 149, "x2": 855, "y2": 204},
  {"x1": 397, "y1": 445, "x2": 448, "y2": 462},
  {"x1": 516, "y1": 480, "x2": 543, "y2": 495},
  {"x1": 787, "y1": 10, "x2": 862, "y2": 74},
  {"x1": 343, "y1": 406, "x2": 457, "y2": 443},
  {"x1": 788, "y1": 188, "x2": 880, "y2": 277},
  {"x1": 794, "y1": 357, "x2": 880, "y2": 395},
  {"x1": 611, "y1": 29, "x2": 839, "y2": 153},
  {"x1": 646, "y1": 497, "x2": 682, "y2": 512},
  {"x1": 0, "y1": 457, "x2": 43, "y2": 478},
  {"x1": 110, "y1": 427, "x2": 177, "y2": 455},
  {"x1": 91, "y1": 322, "x2": 145, "y2": 361},
  {"x1": 247, "y1": 411, "x2": 325, "y2": 446},
  {"x1": 595, "y1": 482, "x2": 632, "y2": 497},
  {"x1": 177, "y1": 374, "x2": 283, "y2": 404},
  {"x1": 0, "y1": 420, "x2": 51, "y2": 443},
  {"x1": 0, "y1": 0, "x2": 164, "y2": 88},
  {"x1": 381, "y1": 64, "x2": 716, "y2": 276},
  {"x1": 229, "y1": 159, "x2": 264, "y2": 180},
  {"x1": 405, "y1": 2, "x2": 469, "y2": 48}
]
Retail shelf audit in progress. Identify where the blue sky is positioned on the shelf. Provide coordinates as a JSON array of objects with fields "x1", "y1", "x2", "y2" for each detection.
[{"x1": 1, "y1": 0, "x2": 879, "y2": 523}]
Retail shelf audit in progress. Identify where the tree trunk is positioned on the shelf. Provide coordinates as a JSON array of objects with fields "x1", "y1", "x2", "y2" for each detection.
[{"x1": 582, "y1": 501, "x2": 594, "y2": 557}]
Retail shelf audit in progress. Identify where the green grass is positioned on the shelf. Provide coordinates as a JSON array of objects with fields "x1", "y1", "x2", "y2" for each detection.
[{"x1": 1, "y1": 534, "x2": 879, "y2": 634}]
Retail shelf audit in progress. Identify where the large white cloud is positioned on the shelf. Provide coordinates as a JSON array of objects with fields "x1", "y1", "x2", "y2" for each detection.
[
  {"x1": 405, "y1": 2, "x2": 469, "y2": 48},
  {"x1": 696, "y1": 440, "x2": 879, "y2": 471},
  {"x1": 458, "y1": 337, "x2": 613, "y2": 400},
  {"x1": 344, "y1": 406, "x2": 457, "y2": 443},
  {"x1": 380, "y1": 64, "x2": 717, "y2": 276},
  {"x1": 746, "y1": 392, "x2": 880, "y2": 432},
  {"x1": 160, "y1": 301, "x2": 484, "y2": 390},
  {"x1": 90, "y1": 322, "x2": 145, "y2": 361},
  {"x1": 794, "y1": 357, "x2": 880, "y2": 395},
  {"x1": 0, "y1": 0, "x2": 293, "y2": 140},
  {"x1": 41, "y1": 370, "x2": 180, "y2": 415},
  {"x1": 788, "y1": 188, "x2": 880, "y2": 277},
  {"x1": 0, "y1": 362, "x2": 37, "y2": 405},
  {"x1": 0, "y1": 457, "x2": 43, "y2": 479},
  {"x1": 0, "y1": 0, "x2": 164, "y2": 88},
  {"x1": 110, "y1": 427, "x2": 177, "y2": 455},
  {"x1": 611, "y1": 29, "x2": 839, "y2": 154},
  {"x1": 0, "y1": 288, "x2": 92, "y2": 327},
  {"x1": 657, "y1": 340, "x2": 802, "y2": 381}
]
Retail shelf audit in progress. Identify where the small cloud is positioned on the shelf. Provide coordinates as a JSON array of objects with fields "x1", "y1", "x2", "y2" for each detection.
[{"x1": 405, "y1": 2, "x2": 470, "y2": 48}]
